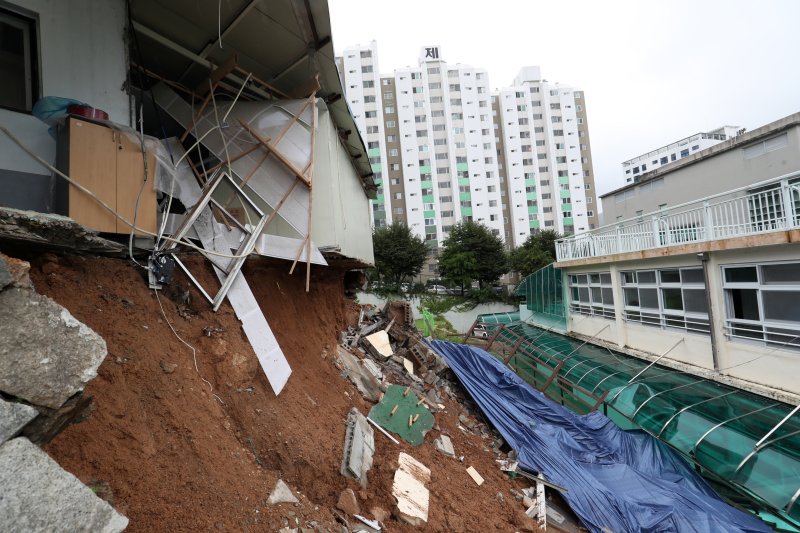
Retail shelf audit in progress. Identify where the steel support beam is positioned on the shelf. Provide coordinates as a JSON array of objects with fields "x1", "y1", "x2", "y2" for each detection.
[{"x1": 657, "y1": 390, "x2": 737, "y2": 438}]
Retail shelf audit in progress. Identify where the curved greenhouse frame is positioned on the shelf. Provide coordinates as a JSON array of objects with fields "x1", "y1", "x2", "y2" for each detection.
[{"x1": 479, "y1": 320, "x2": 800, "y2": 530}]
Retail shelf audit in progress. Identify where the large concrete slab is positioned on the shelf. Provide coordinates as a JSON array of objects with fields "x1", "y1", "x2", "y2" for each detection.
[
  {"x1": 0, "y1": 287, "x2": 107, "y2": 409},
  {"x1": 392, "y1": 452, "x2": 430, "y2": 527},
  {"x1": 0, "y1": 208, "x2": 125, "y2": 256},
  {"x1": 0, "y1": 398, "x2": 37, "y2": 444},
  {"x1": 337, "y1": 346, "x2": 382, "y2": 402},
  {"x1": 341, "y1": 408, "x2": 375, "y2": 487},
  {"x1": 0, "y1": 437, "x2": 128, "y2": 532}
]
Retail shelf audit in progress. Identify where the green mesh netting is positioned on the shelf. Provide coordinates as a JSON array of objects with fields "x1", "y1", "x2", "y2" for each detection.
[{"x1": 516, "y1": 263, "x2": 567, "y2": 332}]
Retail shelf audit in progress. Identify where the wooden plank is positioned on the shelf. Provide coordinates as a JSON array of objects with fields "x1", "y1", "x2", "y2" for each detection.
[
  {"x1": 237, "y1": 119, "x2": 312, "y2": 188},
  {"x1": 205, "y1": 143, "x2": 263, "y2": 176},
  {"x1": 485, "y1": 324, "x2": 505, "y2": 351},
  {"x1": 235, "y1": 66, "x2": 290, "y2": 99},
  {"x1": 288, "y1": 74, "x2": 321, "y2": 99},
  {"x1": 67, "y1": 119, "x2": 117, "y2": 233},
  {"x1": 196, "y1": 53, "x2": 238, "y2": 96},
  {"x1": 305, "y1": 95, "x2": 317, "y2": 292},
  {"x1": 542, "y1": 361, "x2": 564, "y2": 391},
  {"x1": 179, "y1": 91, "x2": 214, "y2": 143},
  {"x1": 462, "y1": 319, "x2": 479, "y2": 343}
]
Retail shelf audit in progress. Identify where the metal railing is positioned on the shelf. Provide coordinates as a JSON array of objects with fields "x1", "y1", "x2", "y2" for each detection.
[{"x1": 557, "y1": 171, "x2": 800, "y2": 262}]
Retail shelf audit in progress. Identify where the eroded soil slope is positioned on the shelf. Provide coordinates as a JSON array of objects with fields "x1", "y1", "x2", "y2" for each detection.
[{"x1": 25, "y1": 254, "x2": 531, "y2": 532}]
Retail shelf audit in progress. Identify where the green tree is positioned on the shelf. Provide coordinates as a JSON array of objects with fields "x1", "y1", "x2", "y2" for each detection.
[
  {"x1": 439, "y1": 221, "x2": 508, "y2": 288},
  {"x1": 438, "y1": 251, "x2": 477, "y2": 292},
  {"x1": 372, "y1": 223, "x2": 428, "y2": 287},
  {"x1": 509, "y1": 230, "x2": 562, "y2": 277}
]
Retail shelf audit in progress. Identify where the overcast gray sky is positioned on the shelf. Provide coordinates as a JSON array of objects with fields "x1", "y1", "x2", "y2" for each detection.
[{"x1": 329, "y1": 0, "x2": 800, "y2": 196}]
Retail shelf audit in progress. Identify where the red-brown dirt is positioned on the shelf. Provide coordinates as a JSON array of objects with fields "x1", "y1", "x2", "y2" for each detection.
[{"x1": 22, "y1": 253, "x2": 534, "y2": 532}]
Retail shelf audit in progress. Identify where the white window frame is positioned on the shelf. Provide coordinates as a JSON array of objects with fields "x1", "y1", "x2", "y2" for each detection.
[
  {"x1": 721, "y1": 261, "x2": 800, "y2": 349},
  {"x1": 569, "y1": 272, "x2": 615, "y2": 319},
  {"x1": 620, "y1": 268, "x2": 710, "y2": 334}
]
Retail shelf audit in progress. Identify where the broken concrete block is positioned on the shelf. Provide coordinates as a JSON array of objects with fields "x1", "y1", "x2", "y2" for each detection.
[
  {"x1": 364, "y1": 330, "x2": 392, "y2": 358},
  {"x1": 0, "y1": 287, "x2": 107, "y2": 409},
  {"x1": 341, "y1": 408, "x2": 375, "y2": 487},
  {"x1": 268, "y1": 479, "x2": 299, "y2": 504},
  {"x1": 0, "y1": 252, "x2": 31, "y2": 290},
  {"x1": 466, "y1": 466, "x2": 484, "y2": 486},
  {"x1": 361, "y1": 359, "x2": 383, "y2": 381},
  {"x1": 0, "y1": 398, "x2": 37, "y2": 444},
  {"x1": 336, "y1": 488, "x2": 360, "y2": 516},
  {"x1": 425, "y1": 388, "x2": 441, "y2": 406},
  {"x1": 337, "y1": 347, "x2": 381, "y2": 402},
  {"x1": 0, "y1": 437, "x2": 128, "y2": 532},
  {"x1": 392, "y1": 452, "x2": 430, "y2": 526},
  {"x1": 433, "y1": 435, "x2": 455, "y2": 457},
  {"x1": 0, "y1": 208, "x2": 126, "y2": 256},
  {"x1": 370, "y1": 506, "x2": 390, "y2": 523}
]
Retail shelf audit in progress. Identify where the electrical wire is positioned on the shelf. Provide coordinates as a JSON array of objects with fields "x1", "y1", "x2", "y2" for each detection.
[
  {"x1": 154, "y1": 288, "x2": 223, "y2": 404},
  {"x1": 128, "y1": 103, "x2": 149, "y2": 269},
  {"x1": 217, "y1": 0, "x2": 223, "y2": 49}
]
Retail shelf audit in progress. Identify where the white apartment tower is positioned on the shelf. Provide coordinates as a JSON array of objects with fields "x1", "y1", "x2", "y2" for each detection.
[
  {"x1": 495, "y1": 66, "x2": 598, "y2": 245},
  {"x1": 337, "y1": 43, "x2": 599, "y2": 259},
  {"x1": 389, "y1": 46, "x2": 505, "y2": 249},
  {"x1": 338, "y1": 41, "x2": 392, "y2": 226}
]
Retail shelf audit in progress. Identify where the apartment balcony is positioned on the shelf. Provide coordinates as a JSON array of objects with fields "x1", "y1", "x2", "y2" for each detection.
[{"x1": 556, "y1": 172, "x2": 800, "y2": 265}]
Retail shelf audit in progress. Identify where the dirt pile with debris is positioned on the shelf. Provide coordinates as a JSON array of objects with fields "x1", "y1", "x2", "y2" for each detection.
[{"x1": 23, "y1": 253, "x2": 536, "y2": 532}]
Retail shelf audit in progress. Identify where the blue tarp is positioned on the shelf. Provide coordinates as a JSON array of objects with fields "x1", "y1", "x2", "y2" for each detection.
[{"x1": 429, "y1": 340, "x2": 771, "y2": 533}]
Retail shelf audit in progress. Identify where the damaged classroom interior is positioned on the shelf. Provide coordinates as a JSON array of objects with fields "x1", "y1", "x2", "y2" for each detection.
[{"x1": 0, "y1": 1, "x2": 798, "y2": 532}]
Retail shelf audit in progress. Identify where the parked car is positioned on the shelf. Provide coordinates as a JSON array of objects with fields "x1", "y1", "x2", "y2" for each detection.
[
  {"x1": 492, "y1": 285, "x2": 507, "y2": 295},
  {"x1": 473, "y1": 324, "x2": 490, "y2": 338},
  {"x1": 427, "y1": 284, "x2": 448, "y2": 294},
  {"x1": 447, "y1": 287, "x2": 465, "y2": 295}
]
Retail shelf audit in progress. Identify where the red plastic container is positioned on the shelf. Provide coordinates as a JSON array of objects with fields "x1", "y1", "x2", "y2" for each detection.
[{"x1": 67, "y1": 104, "x2": 109, "y2": 121}]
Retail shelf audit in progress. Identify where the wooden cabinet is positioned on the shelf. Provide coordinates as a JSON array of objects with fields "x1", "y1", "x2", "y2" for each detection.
[{"x1": 57, "y1": 117, "x2": 156, "y2": 235}]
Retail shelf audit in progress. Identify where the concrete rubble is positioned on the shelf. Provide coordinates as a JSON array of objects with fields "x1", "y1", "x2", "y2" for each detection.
[
  {"x1": 0, "y1": 398, "x2": 37, "y2": 444},
  {"x1": 392, "y1": 452, "x2": 431, "y2": 527},
  {"x1": 268, "y1": 479, "x2": 300, "y2": 504},
  {"x1": 0, "y1": 252, "x2": 127, "y2": 530},
  {"x1": 332, "y1": 300, "x2": 587, "y2": 531},
  {"x1": 0, "y1": 437, "x2": 128, "y2": 533},
  {"x1": 340, "y1": 408, "x2": 375, "y2": 487},
  {"x1": 433, "y1": 434, "x2": 455, "y2": 457},
  {"x1": 0, "y1": 284, "x2": 107, "y2": 410},
  {"x1": 336, "y1": 488, "x2": 360, "y2": 516},
  {"x1": 0, "y1": 207, "x2": 126, "y2": 256},
  {"x1": 336, "y1": 347, "x2": 382, "y2": 403},
  {"x1": 363, "y1": 330, "x2": 393, "y2": 359}
]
